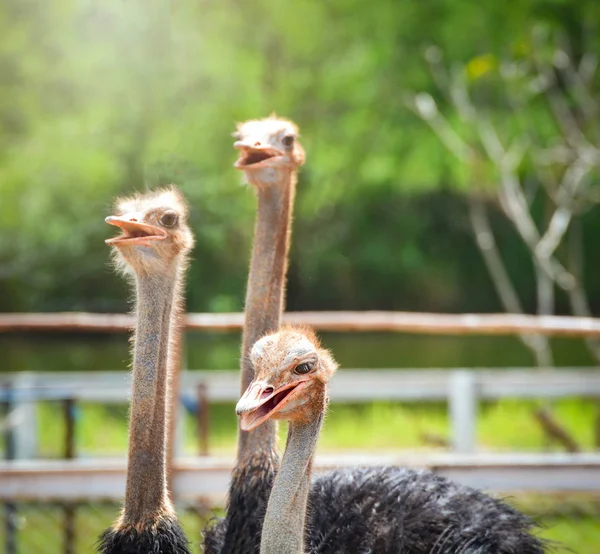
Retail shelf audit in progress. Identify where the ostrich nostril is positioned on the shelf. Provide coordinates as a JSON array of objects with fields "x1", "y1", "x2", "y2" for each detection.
[
  {"x1": 261, "y1": 387, "x2": 274, "y2": 399},
  {"x1": 254, "y1": 141, "x2": 261, "y2": 147},
  {"x1": 130, "y1": 218, "x2": 137, "y2": 222}
]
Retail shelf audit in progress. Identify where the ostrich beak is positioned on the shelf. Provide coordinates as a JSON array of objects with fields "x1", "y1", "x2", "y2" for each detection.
[
  {"x1": 105, "y1": 216, "x2": 167, "y2": 246},
  {"x1": 236, "y1": 379, "x2": 310, "y2": 431},
  {"x1": 233, "y1": 141, "x2": 283, "y2": 169}
]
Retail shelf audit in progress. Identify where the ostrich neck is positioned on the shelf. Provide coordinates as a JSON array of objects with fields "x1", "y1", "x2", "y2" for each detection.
[
  {"x1": 238, "y1": 168, "x2": 296, "y2": 459},
  {"x1": 122, "y1": 269, "x2": 179, "y2": 523},
  {"x1": 260, "y1": 412, "x2": 324, "y2": 554}
]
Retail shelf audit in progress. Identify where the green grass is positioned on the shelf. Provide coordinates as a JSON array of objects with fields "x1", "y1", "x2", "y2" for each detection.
[
  {"x1": 1, "y1": 502, "x2": 599, "y2": 553},
  {"x1": 0, "y1": 503, "x2": 207, "y2": 554},
  {"x1": 23, "y1": 398, "x2": 600, "y2": 553},
  {"x1": 36, "y1": 397, "x2": 599, "y2": 456},
  {"x1": 540, "y1": 517, "x2": 600, "y2": 552}
]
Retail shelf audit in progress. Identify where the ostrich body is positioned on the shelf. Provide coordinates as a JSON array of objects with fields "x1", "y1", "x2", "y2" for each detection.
[
  {"x1": 236, "y1": 327, "x2": 547, "y2": 554},
  {"x1": 203, "y1": 116, "x2": 305, "y2": 553},
  {"x1": 98, "y1": 187, "x2": 193, "y2": 554}
]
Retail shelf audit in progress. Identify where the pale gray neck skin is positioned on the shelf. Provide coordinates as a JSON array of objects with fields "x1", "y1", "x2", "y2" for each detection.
[
  {"x1": 260, "y1": 412, "x2": 324, "y2": 554},
  {"x1": 237, "y1": 167, "x2": 296, "y2": 460},
  {"x1": 121, "y1": 268, "x2": 180, "y2": 523}
]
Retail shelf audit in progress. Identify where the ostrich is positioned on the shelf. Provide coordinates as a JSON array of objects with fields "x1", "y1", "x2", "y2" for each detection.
[
  {"x1": 236, "y1": 327, "x2": 547, "y2": 554},
  {"x1": 202, "y1": 115, "x2": 305, "y2": 553},
  {"x1": 98, "y1": 187, "x2": 193, "y2": 554},
  {"x1": 203, "y1": 116, "x2": 546, "y2": 554}
]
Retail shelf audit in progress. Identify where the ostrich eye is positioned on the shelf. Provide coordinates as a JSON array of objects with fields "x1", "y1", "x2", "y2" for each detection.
[
  {"x1": 160, "y1": 211, "x2": 178, "y2": 227},
  {"x1": 294, "y1": 361, "x2": 314, "y2": 375},
  {"x1": 282, "y1": 134, "x2": 295, "y2": 148}
]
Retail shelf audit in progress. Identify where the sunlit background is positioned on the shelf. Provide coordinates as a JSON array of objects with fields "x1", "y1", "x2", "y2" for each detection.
[{"x1": 1, "y1": 0, "x2": 600, "y2": 552}]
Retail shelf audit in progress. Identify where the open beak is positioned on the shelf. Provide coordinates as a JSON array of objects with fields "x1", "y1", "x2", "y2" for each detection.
[
  {"x1": 105, "y1": 216, "x2": 167, "y2": 246},
  {"x1": 233, "y1": 140, "x2": 284, "y2": 169},
  {"x1": 236, "y1": 379, "x2": 309, "y2": 431}
]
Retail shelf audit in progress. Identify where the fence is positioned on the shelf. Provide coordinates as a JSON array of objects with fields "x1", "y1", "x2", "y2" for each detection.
[
  {"x1": 2, "y1": 310, "x2": 600, "y2": 336},
  {"x1": 2, "y1": 312, "x2": 600, "y2": 553},
  {"x1": 2, "y1": 367, "x2": 600, "y2": 458}
]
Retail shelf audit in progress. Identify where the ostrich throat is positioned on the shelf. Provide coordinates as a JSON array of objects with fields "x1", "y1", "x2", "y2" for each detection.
[
  {"x1": 260, "y1": 412, "x2": 324, "y2": 554},
  {"x1": 122, "y1": 270, "x2": 179, "y2": 523},
  {"x1": 238, "y1": 167, "x2": 297, "y2": 459}
]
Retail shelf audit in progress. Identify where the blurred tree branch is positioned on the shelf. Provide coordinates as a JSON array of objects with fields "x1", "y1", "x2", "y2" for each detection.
[{"x1": 409, "y1": 26, "x2": 600, "y2": 367}]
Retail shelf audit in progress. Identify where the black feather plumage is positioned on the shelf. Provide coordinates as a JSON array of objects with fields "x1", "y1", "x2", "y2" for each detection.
[
  {"x1": 204, "y1": 465, "x2": 546, "y2": 554},
  {"x1": 306, "y1": 467, "x2": 546, "y2": 553},
  {"x1": 203, "y1": 454, "x2": 276, "y2": 554},
  {"x1": 97, "y1": 515, "x2": 191, "y2": 554}
]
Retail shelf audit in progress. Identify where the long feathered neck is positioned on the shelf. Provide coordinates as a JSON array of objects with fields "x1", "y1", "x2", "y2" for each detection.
[
  {"x1": 238, "y1": 168, "x2": 296, "y2": 459},
  {"x1": 122, "y1": 268, "x2": 180, "y2": 523},
  {"x1": 260, "y1": 410, "x2": 324, "y2": 554},
  {"x1": 217, "y1": 169, "x2": 296, "y2": 553}
]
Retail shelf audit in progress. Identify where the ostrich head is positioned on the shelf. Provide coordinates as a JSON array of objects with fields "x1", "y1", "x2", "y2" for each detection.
[
  {"x1": 233, "y1": 115, "x2": 305, "y2": 187},
  {"x1": 105, "y1": 186, "x2": 194, "y2": 275},
  {"x1": 236, "y1": 327, "x2": 338, "y2": 430}
]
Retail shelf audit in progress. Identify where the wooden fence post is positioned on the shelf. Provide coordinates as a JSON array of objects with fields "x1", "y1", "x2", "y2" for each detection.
[
  {"x1": 3, "y1": 383, "x2": 17, "y2": 554},
  {"x1": 197, "y1": 383, "x2": 209, "y2": 456},
  {"x1": 63, "y1": 398, "x2": 76, "y2": 554},
  {"x1": 449, "y1": 370, "x2": 477, "y2": 454}
]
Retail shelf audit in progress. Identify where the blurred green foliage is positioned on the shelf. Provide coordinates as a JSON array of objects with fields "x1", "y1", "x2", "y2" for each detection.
[{"x1": 1, "y1": 0, "x2": 600, "y2": 313}]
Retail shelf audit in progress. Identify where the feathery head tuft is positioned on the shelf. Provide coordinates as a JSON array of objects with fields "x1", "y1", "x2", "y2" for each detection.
[
  {"x1": 106, "y1": 186, "x2": 194, "y2": 276},
  {"x1": 232, "y1": 116, "x2": 305, "y2": 187},
  {"x1": 236, "y1": 326, "x2": 337, "y2": 430}
]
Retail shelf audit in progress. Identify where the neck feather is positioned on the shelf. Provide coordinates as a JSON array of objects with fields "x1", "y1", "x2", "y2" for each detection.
[
  {"x1": 238, "y1": 169, "x2": 297, "y2": 459},
  {"x1": 260, "y1": 411, "x2": 323, "y2": 554},
  {"x1": 122, "y1": 267, "x2": 180, "y2": 523}
]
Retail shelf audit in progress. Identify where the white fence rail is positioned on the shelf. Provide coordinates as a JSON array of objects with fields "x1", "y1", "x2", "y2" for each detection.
[
  {"x1": 2, "y1": 367, "x2": 599, "y2": 457},
  {"x1": 3, "y1": 367, "x2": 600, "y2": 402},
  {"x1": 2, "y1": 453, "x2": 600, "y2": 500}
]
